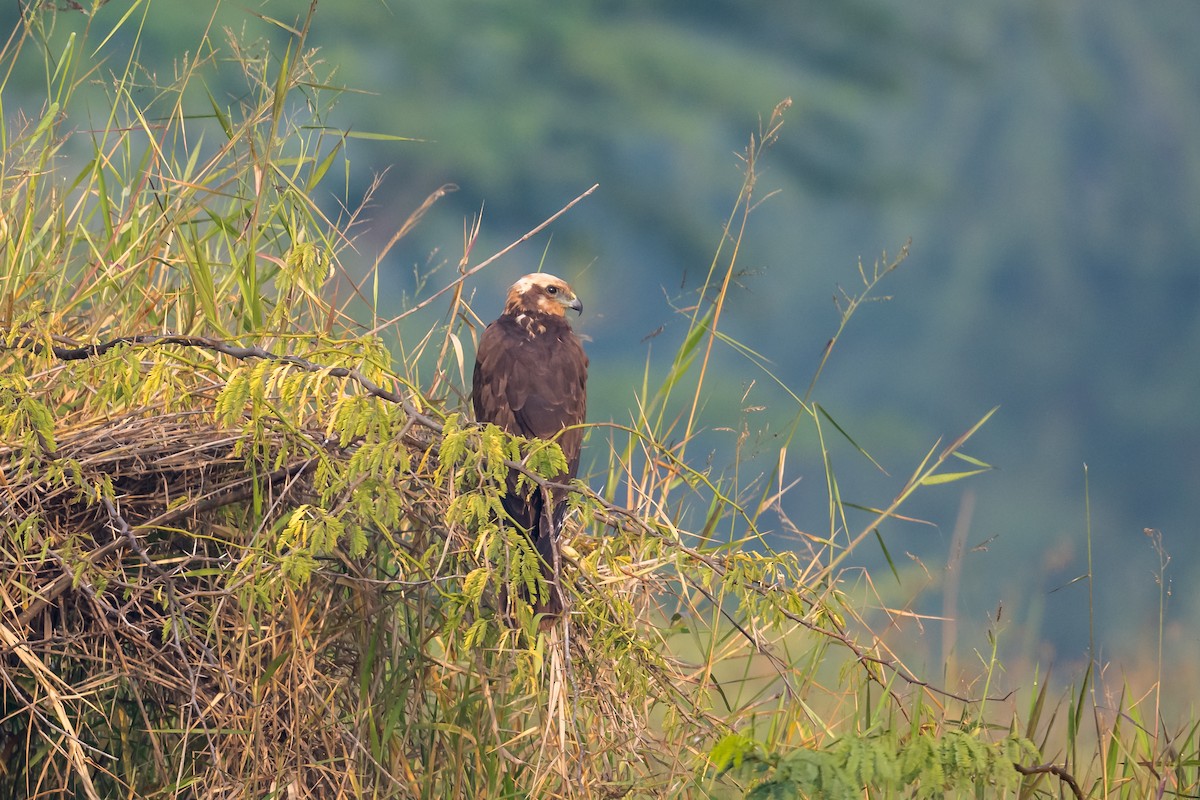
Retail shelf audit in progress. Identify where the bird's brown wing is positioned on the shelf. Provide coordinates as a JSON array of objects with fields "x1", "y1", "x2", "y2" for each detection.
[
  {"x1": 472, "y1": 318, "x2": 588, "y2": 479},
  {"x1": 471, "y1": 315, "x2": 587, "y2": 625}
]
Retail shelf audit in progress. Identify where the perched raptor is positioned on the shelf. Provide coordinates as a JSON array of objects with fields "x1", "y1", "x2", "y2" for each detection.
[{"x1": 471, "y1": 273, "x2": 588, "y2": 625}]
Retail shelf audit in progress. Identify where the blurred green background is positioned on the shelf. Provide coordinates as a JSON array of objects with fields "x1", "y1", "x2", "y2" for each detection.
[{"x1": 7, "y1": 0, "x2": 1198, "y2": 680}]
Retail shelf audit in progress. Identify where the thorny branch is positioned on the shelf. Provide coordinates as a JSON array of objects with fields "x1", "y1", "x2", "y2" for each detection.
[
  {"x1": 1012, "y1": 761, "x2": 1085, "y2": 800},
  {"x1": 40, "y1": 333, "x2": 442, "y2": 432}
]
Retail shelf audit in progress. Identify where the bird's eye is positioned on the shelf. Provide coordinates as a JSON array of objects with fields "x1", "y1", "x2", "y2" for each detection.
[{"x1": 545, "y1": 286, "x2": 558, "y2": 295}]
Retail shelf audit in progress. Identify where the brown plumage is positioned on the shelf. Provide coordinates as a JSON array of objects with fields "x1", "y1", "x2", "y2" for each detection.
[{"x1": 472, "y1": 273, "x2": 588, "y2": 625}]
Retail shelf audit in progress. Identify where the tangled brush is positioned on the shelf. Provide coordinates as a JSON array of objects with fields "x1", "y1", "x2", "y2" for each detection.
[
  {"x1": 0, "y1": 330, "x2": 726, "y2": 799},
  {"x1": 0, "y1": 334, "x2": 457, "y2": 797}
]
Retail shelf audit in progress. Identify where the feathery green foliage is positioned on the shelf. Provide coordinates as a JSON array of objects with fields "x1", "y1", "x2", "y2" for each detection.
[{"x1": 713, "y1": 726, "x2": 1039, "y2": 799}]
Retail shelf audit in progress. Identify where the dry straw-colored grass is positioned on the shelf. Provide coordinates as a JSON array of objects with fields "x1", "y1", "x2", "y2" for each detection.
[
  {"x1": 0, "y1": 345, "x2": 434, "y2": 796},
  {"x1": 0, "y1": 326, "x2": 812, "y2": 798}
]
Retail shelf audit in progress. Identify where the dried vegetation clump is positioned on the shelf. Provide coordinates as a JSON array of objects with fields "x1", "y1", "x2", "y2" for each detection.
[
  {"x1": 0, "y1": 314, "x2": 832, "y2": 799},
  {"x1": 1, "y1": 335, "x2": 454, "y2": 796}
]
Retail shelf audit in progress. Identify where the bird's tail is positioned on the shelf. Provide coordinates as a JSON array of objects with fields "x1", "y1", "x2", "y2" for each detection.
[
  {"x1": 499, "y1": 492, "x2": 564, "y2": 630},
  {"x1": 529, "y1": 507, "x2": 563, "y2": 625}
]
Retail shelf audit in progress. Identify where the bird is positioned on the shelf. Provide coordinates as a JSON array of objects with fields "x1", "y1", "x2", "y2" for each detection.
[{"x1": 471, "y1": 273, "x2": 588, "y2": 626}]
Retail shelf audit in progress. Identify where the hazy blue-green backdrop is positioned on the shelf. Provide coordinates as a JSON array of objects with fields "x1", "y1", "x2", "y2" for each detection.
[{"x1": 7, "y1": 0, "x2": 1198, "y2": 679}]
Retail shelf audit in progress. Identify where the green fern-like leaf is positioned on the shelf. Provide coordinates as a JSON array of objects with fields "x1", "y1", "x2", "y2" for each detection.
[
  {"x1": 215, "y1": 366, "x2": 251, "y2": 426},
  {"x1": 280, "y1": 505, "x2": 312, "y2": 548},
  {"x1": 283, "y1": 240, "x2": 330, "y2": 293},
  {"x1": 463, "y1": 567, "x2": 490, "y2": 607},
  {"x1": 19, "y1": 394, "x2": 57, "y2": 453},
  {"x1": 746, "y1": 781, "x2": 801, "y2": 800},
  {"x1": 462, "y1": 616, "x2": 489, "y2": 649},
  {"x1": 329, "y1": 393, "x2": 370, "y2": 446},
  {"x1": 345, "y1": 522, "x2": 368, "y2": 558},
  {"x1": 710, "y1": 732, "x2": 765, "y2": 774},
  {"x1": 279, "y1": 550, "x2": 318, "y2": 585},
  {"x1": 479, "y1": 424, "x2": 509, "y2": 484},
  {"x1": 525, "y1": 439, "x2": 568, "y2": 479},
  {"x1": 436, "y1": 414, "x2": 468, "y2": 481},
  {"x1": 309, "y1": 508, "x2": 344, "y2": 555}
]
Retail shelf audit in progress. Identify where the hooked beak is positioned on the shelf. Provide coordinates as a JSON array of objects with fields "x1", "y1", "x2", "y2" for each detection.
[{"x1": 567, "y1": 296, "x2": 583, "y2": 315}]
